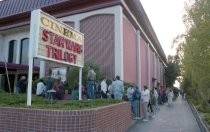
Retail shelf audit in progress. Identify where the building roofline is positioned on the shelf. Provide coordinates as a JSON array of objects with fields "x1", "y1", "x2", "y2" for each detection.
[
  {"x1": 0, "y1": 0, "x2": 167, "y2": 65},
  {"x1": 123, "y1": 0, "x2": 167, "y2": 65}
]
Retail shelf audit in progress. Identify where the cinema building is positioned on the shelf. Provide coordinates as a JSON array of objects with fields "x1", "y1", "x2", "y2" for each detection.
[{"x1": 0, "y1": 0, "x2": 166, "y2": 92}]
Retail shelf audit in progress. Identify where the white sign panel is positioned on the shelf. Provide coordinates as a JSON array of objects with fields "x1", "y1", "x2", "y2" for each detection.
[{"x1": 31, "y1": 9, "x2": 84, "y2": 67}]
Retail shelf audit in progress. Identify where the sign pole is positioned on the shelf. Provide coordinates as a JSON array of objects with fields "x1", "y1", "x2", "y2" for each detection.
[
  {"x1": 27, "y1": 49, "x2": 34, "y2": 106},
  {"x1": 27, "y1": 10, "x2": 39, "y2": 106},
  {"x1": 79, "y1": 67, "x2": 82, "y2": 100}
]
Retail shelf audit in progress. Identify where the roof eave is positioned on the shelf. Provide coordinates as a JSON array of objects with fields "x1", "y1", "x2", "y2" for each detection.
[{"x1": 123, "y1": 0, "x2": 167, "y2": 64}]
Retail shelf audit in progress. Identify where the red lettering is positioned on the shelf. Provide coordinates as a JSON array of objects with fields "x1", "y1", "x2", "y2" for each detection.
[
  {"x1": 48, "y1": 32, "x2": 55, "y2": 44},
  {"x1": 46, "y1": 45, "x2": 53, "y2": 57},
  {"x1": 54, "y1": 34, "x2": 60, "y2": 46},
  {"x1": 63, "y1": 51, "x2": 77, "y2": 64},
  {"x1": 52, "y1": 48, "x2": 58, "y2": 59},
  {"x1": 78, "y1": 45, "x2": 83, "y2": 54},
  {"x1": 66, "y1": 39, "x2": 73, "y2": 51},
  {"x1": 42, "y1": 29, "x2": 49, "y2": 42},
  {"x1": 73, "y1": 54, "x2": 77, "y2": 64},
  {"x1": 60, "y1": 37, "x2": 65, "y2": 48}
]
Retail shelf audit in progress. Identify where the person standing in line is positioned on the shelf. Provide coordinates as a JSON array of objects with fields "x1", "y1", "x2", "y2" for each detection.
[
  {"x1": 167, "y1": 89, "x2": 174, "y2": 106},
  {"x1": 106, "y1": 79, "x2": 112, "y2": 98},
  {"x1": 154, "y1": 87, "x2": 160, "y2": 111},
  {"x1": 132, "y1": 85, "x2": 141, "y2": 120},
  {"x1": 36, "y1": 79, "x2": 46, "y2": 97},
  {"x1": 101, "y1": 78, "x2": 107, "y2": 99},
  {"x1": 110, "y1": 78, "x2": 116, "y2": 99},
  {"x1": 87, "y1": 66, "x2": 96, "y2": 99},
  {"x1": 127, "y1": 84, "x2": 134, "y2": 116},
  {"x1": 150, "y1": 89, "x2": 157, "y2": 118},
  {"x1": 141, "y1": 85, "x2": 150, "y2": 122},
  {"x1": 112, "y1": 76, "x2": 124, "y2": 100},
  {"x1": 94, "y1": 80, "x2": 100, "y2": 99}
]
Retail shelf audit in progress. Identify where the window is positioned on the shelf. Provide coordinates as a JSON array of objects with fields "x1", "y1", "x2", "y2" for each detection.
[
  {"x1": 51, "y1": 67, "x2": 67, "y2": 82},
  {"x1": 33, "y1": 58, "x2": 40, "y2": 67},
  {"x1": 20, "y1": 38, "x2": 29, "y2": 65},
  {"x1": 8, "y1": 40, "x2": 17, "y2": 63}
]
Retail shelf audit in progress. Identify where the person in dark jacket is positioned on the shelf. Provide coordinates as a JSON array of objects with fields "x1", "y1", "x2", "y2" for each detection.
[{"x1": 132, "y1": 85, "x2": 141, "y2": 120}]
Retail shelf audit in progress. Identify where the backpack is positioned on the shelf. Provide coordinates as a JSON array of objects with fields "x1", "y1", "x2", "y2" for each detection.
[
  {"x1": 150, "y1": 94, "x2": 156, "y2": 105},
  {"x1": 132, "y1": 89, "x2": 141, "y2": 101}
]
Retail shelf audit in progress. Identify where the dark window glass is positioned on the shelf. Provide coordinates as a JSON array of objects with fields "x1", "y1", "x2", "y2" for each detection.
[
  {"x1": 20, "y1": 38, "x2": 29, "y2": 65},
  {"x1": 8, "y1": 40, "x2": 17, "y2": 63}
]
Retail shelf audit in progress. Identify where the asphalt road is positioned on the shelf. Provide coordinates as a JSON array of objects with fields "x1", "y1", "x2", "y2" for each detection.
[{"x1": 127, "y1": 96, "x2": 201, "y2": 132}]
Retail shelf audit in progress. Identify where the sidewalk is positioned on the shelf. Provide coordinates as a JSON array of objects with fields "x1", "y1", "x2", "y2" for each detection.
[{"x1": 127, "y1": 96, "x2": 201, "y2": 132}]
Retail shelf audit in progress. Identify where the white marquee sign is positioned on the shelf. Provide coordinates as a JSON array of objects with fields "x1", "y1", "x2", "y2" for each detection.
[
  {"x1": 27, "y1": 9, "x2": 84, "y2": 106},
  {"x1": 31, "y1": 9, "x2": 84, "y2": 67}
]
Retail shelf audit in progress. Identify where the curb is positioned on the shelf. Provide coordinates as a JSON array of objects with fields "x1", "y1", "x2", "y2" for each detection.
[{"x1": 187, "y1": 99, "x2": 209, "y2": 132}]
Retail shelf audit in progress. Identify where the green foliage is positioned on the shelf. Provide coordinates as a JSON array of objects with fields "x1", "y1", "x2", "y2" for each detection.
[
  {"x1": 67, "y1": 61, "x2": 103, "y2": 90},
  {"x1": 0, "y1": 89, "x2": 5, "y2": 93},
  {"x1": 0, "y1": 92, "x2": 122, "y2": 110},
  {"x1": 173, "y1": 0, "x2": 210, "y2": 104},
  {"x1": 165, "y1": 62, "x2": 179, "y2": 87},
  {"x1": 196, "y1": 100, "x2": 210, "y2": 113},
  {"x1": 204, "y1": 113, "x2": 210, "y2": 124}
]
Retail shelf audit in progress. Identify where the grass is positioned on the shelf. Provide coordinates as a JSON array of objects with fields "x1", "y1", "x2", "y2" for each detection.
[
  {"x1": 204, "y1": 113, "x2": 210, "y2": 124},
  {"x1": 189, "y1": 97, "x2": 210, "y2": 126},
  {"x1": 0, "y1": 92, "x2": 122, "y2": 110}
]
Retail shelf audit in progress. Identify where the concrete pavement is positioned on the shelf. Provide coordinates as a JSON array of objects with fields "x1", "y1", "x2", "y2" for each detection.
[{"x1": 127, "y1": 96, "x2": 201, "y2": 132}]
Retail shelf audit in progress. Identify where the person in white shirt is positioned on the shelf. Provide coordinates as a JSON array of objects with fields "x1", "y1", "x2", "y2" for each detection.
[
  {"x1": 36, "y1": 79, "x2": 46, "y2": 96},
  {"x1": 141, "y1": 85, "x2": 150, "y2": 122},
  {"x1": 167, "y1": 89, "x2": 174, "y2": 106},
  {"x1": 101, "y1": 78, "x2": 107, "y2": 98}
]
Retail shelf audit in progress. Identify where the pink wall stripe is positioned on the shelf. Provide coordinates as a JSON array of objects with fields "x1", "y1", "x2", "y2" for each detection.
[
  {"x1": 140, "y1": 37, "x2": 147, "y2": 89},
  {"x1": 80, "y1": 14, "x2": 115, "y2": 78},
  {"x1": 123, "y1": 18, "x2": 137, "y2": 83}
]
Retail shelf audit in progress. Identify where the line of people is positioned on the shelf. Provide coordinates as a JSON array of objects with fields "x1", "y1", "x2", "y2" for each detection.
[
  {"x1": 126, "y1": 85, "x2": 175, "y2": 122},
  {"x1": 88, "y1": 76, "x2": 125, "y2": 100}
]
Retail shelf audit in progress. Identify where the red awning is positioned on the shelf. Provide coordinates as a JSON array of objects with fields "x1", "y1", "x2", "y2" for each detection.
[{"x1": 0, "y1": 61, "x2": 39, "y2": 72}]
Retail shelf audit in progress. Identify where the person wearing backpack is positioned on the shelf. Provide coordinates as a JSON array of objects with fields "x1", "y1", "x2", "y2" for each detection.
[{"x1": 132, "y1": 85, "x2": 141, "y2": 120}]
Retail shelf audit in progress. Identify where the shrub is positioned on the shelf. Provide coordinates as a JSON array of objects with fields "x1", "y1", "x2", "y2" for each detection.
[
  {"x1": 0, "y1": 92, "x2": 122, "y2": 110},
  {"x1": 204, "y1": 113, "x2": 210, "y2": 124}
]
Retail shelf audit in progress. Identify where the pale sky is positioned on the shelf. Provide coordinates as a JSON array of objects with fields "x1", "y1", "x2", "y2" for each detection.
[{"x1": 140, "y1": 0, "x2": 188, "y2": 57}]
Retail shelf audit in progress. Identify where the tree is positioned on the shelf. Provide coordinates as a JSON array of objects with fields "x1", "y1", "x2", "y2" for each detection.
[
  {"x1": 174, "y1": 0, "x2": 210, "y2": 104},
  {"x1": 66, "y1": 61, "x2": 103, "y2": 90},
  {"x1": 165, "y1": 56, "x2": 179, "y2": 87}
]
